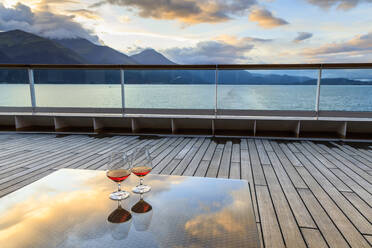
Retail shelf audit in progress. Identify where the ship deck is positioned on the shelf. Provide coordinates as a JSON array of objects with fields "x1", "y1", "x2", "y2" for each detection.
[{"x1": 0, "y1": 133, "x2": 371, "y2": 247}]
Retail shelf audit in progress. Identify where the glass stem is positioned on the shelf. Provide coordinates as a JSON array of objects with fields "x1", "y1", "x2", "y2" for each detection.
[
  {"x1": 140, "y1": 178, "x2": 144, "y2": 186},
  {"x1": 118, "y1": 182, "x2": 121, "y2": 192}
]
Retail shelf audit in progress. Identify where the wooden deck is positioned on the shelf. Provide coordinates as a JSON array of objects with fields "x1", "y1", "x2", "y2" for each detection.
[{"x1": 0, "y1": 133, "x2": 371, "y2": 248}]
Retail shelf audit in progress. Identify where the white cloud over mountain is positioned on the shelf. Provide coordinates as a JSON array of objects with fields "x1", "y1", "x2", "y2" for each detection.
[
  {"x1": 164, "y1": 36, "x2": 262, "y2": 64},
  {"x1": 0, "y1": 3, "x2": 99, "y2": 43}
]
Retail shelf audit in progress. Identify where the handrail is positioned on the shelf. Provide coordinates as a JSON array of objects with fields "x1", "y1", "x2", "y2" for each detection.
[
  {"x1": 0, "y1": 63, "x2": 371, "y2": 117},
  {"x1": 0, "y1": 63, "x2": 372, "y2": 70}
]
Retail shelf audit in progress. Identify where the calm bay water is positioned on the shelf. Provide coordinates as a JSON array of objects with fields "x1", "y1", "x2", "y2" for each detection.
[{"x1": 1, "y1": 84, "x2": 371, "y2": 111}]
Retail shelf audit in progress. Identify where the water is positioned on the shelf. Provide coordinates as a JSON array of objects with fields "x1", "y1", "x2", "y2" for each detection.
[{"x1": 0, "y1": 84, "x2": 371, "y2": 111}]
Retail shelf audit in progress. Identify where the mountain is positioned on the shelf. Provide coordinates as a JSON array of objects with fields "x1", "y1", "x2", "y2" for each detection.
[
  {"x1": 130, "y1": 49, "x2": 176, "y2": 65},
  {"x1": 54, "y1": 38, "x2": 137, "y2": 65},
  {"x1": 0, "y1": 50, "x2": 12, "y2": 63},
  {"x1": 0, "y1": 30, "x2": 86, "y2": 64},
  {"x1": 0, "y1": 30, "x2": 371, "y2": 85},
  {"x1": 302, "y1": 78, "x2": 372, "y2": 85}
]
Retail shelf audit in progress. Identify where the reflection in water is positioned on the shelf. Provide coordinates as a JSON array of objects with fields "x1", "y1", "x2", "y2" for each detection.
[
  {"x1": 131, "y1": 194, "x2": 153, "y2": 231},
  {"x1": 107, "y1": 200, "x2": 132, "y2": 240}
]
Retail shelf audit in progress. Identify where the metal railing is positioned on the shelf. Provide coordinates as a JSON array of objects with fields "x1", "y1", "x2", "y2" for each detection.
[{"x1": 0, "y1": 63, "x2": 372, "y2": 118}]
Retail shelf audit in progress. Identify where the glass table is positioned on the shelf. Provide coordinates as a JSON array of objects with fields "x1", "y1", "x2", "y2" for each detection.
[{"x1": 0, "y1": 169, "x2": 259, "y2": 248}]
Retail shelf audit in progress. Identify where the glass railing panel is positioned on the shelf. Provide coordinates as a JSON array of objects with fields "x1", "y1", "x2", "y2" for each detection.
[
  {"x1": 0, "y1": 69, "x2": 30, "y2": 107},
  {"x1": 33, "y1": 69, "x2": 121, "y2": 108},
  {"x1": 124, "y1": 70, "x2": 215, "y2": 109},
  {"x1": 218, "y1": 69, "x2": 318, "y2": 111},
  {"x1": 319, "y1": 69, "x2": 372, "y2": 111}
]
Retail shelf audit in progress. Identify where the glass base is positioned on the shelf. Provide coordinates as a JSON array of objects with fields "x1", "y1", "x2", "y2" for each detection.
[
  {"x1": 132, "y1": 185, "x2": 151, "y2": 194},
  {"x1": 109, "y1": 190, "x2": 130, "y2": 200}
]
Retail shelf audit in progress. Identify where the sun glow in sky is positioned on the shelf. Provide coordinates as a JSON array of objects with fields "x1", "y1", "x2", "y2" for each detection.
[{"x1": 0, "y1": 0, "x2": 371, "y2": 64}]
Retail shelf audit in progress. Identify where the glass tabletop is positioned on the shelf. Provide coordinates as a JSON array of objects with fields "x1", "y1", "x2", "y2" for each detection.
[{"x1": 0, "y1": 169, "x2": 259, "y2": 248}]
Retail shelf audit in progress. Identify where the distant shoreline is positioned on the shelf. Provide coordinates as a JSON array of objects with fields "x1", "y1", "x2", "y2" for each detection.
[{"x1": 1, "y1": 82, "x2": 372, "y2": 85}]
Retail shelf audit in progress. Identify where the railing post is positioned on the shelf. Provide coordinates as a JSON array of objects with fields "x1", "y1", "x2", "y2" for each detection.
[
  {"x1": 215, "y1": 65, "x2": 218, "y2": 117},
  {"x1": 315, "y1": 66, "x2": 322, "y2": 119},
  {"x1": 120, "y1": 69, "x2": 125, "y2": 114},
  {"x1": 27, "y1": 68, "x2": 36, "y2": 111}
]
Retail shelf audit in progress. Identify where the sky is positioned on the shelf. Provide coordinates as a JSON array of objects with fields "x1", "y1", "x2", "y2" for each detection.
[{"x1": 0, "y1": 0, "x2": 371, "y2": 64}]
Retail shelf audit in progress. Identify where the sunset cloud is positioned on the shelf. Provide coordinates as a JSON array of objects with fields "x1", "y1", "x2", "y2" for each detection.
[
  {"x1": 293, "y1": 32, "x2": 313, "y2": 43},
  {"x1": 216, "y1": 34, "x2": 273, "y2": 44},
  {"x1": 0, "y1": 3, "x2": 99, "y2": 43},
  {"x1": 91, "y1": 0, "x2": 257, "y2": 24},
  {"x1": 164, "y1": 36, "x2": 258, "y2": 64},
  {"x1": 306, "y1": 0, "x2": 372, "y2": 10},
  {"x1": 303, "y1": 31, "x2": 372, "y2": 55},
  {"x1": 249, "y1": 8, "x2": 289, "y2": 28},
  {"x1": 69, "y1": 9, "x2": 101, "y2": 20}
]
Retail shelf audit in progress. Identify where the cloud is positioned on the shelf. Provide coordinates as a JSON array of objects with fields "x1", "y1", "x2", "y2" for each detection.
[
  {"x1": 119, "y1": 15, "x2": 131, "y2": 23},
  {"x1": 303, "y1": 31, "x2": 372, "y2": 55},
  {"x1": 249, "y1": 8, "x2": 289, "y2": 28},
  {"x1": 293, "y1": 32, "x2": 313, "y2": 43},
  {"x1": 306, "y1": 0, "x2": 372, "y2": 10},
  {"x1": 164, "y1": 36, "x2": 259, "y2": 64},
  {"x1": 69, "y1": 9, "x2": 102, "y2": 20},
  {"x1": 0, "y1": 3, "x2": 99, "y2": 43},
  {"x1": 217, "y1": 34, "x2": 273, "y2": 44},
  {"x1": 91, "y1": 0, "x2": 257, "y2": 24}
]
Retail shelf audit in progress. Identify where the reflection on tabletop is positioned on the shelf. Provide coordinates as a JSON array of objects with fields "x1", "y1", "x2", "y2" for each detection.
[
  {"x1": 107, "y1": 200, "x2": 132, "y2": 240},
  {"x1": 106, "y1": 192, "x2": 153, "y2": 240},
  {"x1": 131, "y1": 193, "x2": 153, "y2": 232}
]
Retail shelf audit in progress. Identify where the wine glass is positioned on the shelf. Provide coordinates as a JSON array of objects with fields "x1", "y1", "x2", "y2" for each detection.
[
  {"x1": 106, "y1": 151, "x2": 131, "y2": 200},
  {"x1": 131, "y1": 146, "x2": 152, "y2": 194}
]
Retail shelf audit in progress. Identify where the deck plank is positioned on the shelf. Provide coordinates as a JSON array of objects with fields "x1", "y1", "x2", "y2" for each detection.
[
  {"x1": 229, "y1": 162, "x2": 240, "y2": 179},
  {"x1": 248, "y1": 139, "x2": 266, "y2": 186},
  {"x1": 255, "y1": 139, "x2": 271, "y2": 165},
  {"x1": 217, "y1": 141, "x2": 232, "y2": 178},
  {"x1": 278, "y1": 142, "x2": 302, "y2": 167},
  {"x1": 270, "y1": 141, "x2": 307, "y2": 189},
  {"x1": 365, "y1": 235, "x2": 372, "y2": 246},
  {"x1": 193, "y1": 160, "x2": 210, "y2": 177},
  {"x1": 256, "y1": 223, "x2": 264, "y2": 248},
  {"x1": 231, "y1": 143, "x2": 240, "y2": 163},
  {"x1": 171, "y1": 138, "x2": 205, "y2": 175},
  {"x1": 295, "y1": 151, "x2": 372, "y2": 235},
  {"x1": 183, "y1": 139, "x2": 211, "y2": 176},
  {"x1": 341, "y1": 191, "x2": 372, "y2": 222},
  {"x1": 202, "y1": 140, "x2": 217, "y2": 161},
  {"x1": 256, "y1": 185, "x2": 286, "y2": 248},
  {"x1": 262, "y1": 164, "x2": 307, "y2": 248},
  {"x1": 152, "y1": 138, "x2": 193, "y2": 173},
  {"x1": 330, "y1": 146, "x2": 372, "y2": 181},
  {"x1": 266, "y1": 150, "x2": 315, "y2": 228},
  {"x1": 296, "y1": 142, "x2": 352, "y2": 192},
  {"x1": 298, "y1": 188, "x2": 349, "y2": 248},
  {"x1": 295, "y1": 165, "x2": 371, "y2": 247},
  {"x1": 241, "y1": 139, "x2": 260, "y2": 222},
  {"x1": 301, "y1": 228, "x2": 328, "y2": 248},
  {"x1": 331, "y1": 168, "x2": 372, "y2": 207},
  {"x1": 205, "y1": 147, "x2": 223, "y2": 178}
]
